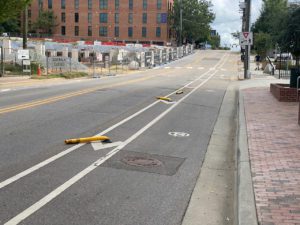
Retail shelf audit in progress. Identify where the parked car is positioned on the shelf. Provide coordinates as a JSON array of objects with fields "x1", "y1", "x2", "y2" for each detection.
[{"x1": 274, "y1": 53, "x2": 293, "y2": 61}]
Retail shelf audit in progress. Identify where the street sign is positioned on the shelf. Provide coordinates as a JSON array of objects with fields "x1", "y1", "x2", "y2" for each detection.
[
  {"x1": 239, "y1": 32, "x2": 253, "y2": 46},
  {"x1": 49, "y1": 57, "x2": 68, "y2": 69},
  {"x1": 22, "y1": 60, "x2": 31, "y2": 66},
  {"x1": 18, "y1": 50, "x2": 30, "y2": 60}
]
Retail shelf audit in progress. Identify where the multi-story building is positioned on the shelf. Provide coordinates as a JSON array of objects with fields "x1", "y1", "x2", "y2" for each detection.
[{"x1": 27, "y1": 0, "x2": 174, "y2": 45}]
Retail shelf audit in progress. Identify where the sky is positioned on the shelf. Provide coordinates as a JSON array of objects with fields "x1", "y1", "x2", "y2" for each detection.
[{"x1": 210, "y1": 0, "x2": 262, "y2": 47}]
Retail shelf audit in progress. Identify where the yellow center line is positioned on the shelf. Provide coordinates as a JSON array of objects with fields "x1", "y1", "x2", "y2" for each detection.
[
  {"x1": 0, "y1": 53, "x2": 207, "y2": 115},
  {"x1": 0, "y1": 75, "x2": 155, "y2": 115}
]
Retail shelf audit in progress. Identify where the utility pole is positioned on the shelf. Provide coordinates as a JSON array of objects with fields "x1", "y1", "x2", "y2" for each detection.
[
  {"x1": 22, "y1": 5, "x2": 28, "y2": 49},
  {"x1": 179, "y1": 0, "x2": 183, "y2": 46},
  {"x1": 244, "y1": 0, "x2": 251, "y2": 79}
]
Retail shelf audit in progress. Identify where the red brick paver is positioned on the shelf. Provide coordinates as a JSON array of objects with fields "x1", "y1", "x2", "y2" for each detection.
[{"x1": 243, "y1": 87, "x2": 300, "y2": 225}]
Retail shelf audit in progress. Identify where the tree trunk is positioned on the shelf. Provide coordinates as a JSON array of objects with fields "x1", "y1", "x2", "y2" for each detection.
[{"x1": 22, "y1": 5, "x2": 28, "y2": 49}]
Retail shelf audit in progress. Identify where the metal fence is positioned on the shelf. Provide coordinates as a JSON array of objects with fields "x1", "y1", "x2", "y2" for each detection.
[{"x1": 0, "y1": 43, "x2": 194, "y2": 77}]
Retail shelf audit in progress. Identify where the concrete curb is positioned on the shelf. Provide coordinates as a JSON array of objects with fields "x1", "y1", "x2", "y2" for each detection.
[{"x1": 237, "y1": 90, "x2": 258, "y2": 225}]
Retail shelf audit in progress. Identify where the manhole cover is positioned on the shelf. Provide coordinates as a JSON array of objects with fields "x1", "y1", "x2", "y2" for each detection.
[{"x1": 122, "y1": 156, "x2": 163, "y2": 167}]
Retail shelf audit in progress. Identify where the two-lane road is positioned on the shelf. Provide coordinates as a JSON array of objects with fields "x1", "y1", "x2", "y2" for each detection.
[{"x1": 0, "y1": 50, "x2": 238, "y2": 225}]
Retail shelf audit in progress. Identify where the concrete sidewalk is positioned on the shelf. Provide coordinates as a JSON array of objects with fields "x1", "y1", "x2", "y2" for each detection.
[{"x1": 238, "y1": 64, "x2": 300, "y2": 225}]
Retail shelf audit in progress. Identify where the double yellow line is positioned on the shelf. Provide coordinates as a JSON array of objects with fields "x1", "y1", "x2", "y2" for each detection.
[{"x1": 0, "y1": 75, "x2": 154, "y2": 115}]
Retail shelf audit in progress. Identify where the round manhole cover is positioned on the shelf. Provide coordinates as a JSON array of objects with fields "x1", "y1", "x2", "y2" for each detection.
[{"x1": 122, "y1": 156, "x2": 163, "y2": 167}]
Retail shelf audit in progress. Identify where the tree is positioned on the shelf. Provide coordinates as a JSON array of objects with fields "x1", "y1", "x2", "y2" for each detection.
[
  {"x1": 0, "y1": 18, "x2": 20, "y2": 34},
  {"x1": 0, "y1": 0, "x2": 31, "y2": 23},
  {"x1": 253, "y1": 32, "x2": 273, "y2": 58},
  {"x1": 209, "y1": 35, "x2": 220, "y2": 49},
  {"x1": 32, "y1": 10, "x2": 57, "y2": 35},
  {"x1": 170, "y1": 0, "x2": 215, "y2": 45},
  {"x1": 252, "y1": 0, "x2": 288, "y2": 46},
  {"x1": 281, "y1": 7, "x2": 300, "y2": 67}
]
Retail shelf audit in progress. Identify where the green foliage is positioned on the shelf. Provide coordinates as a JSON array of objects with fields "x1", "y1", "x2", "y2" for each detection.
[
  {"x1": 0, "y1": 18, "x2": 20, "y2": 34},
  {"x1": 0, "y1": 0, "x2": 31, "y2": 23},
  {"x1": 32, "y1": 10, "x2": 57, "y2": 35},
  {"x1": 252, "y1": 0, "x2": 288, "y2": 46},
  {"x1": 170, "y1": 0, "x2": 215, "y2": 44},
  {"x1": 280, "y1": 7, "x2": 300, "y2": 59},
  {"x1": 254, "y1": 32, "x2": 273, "y2": 58},
  {"x1": 209, "y1": 35, "x2": 220, "y2": 49}
]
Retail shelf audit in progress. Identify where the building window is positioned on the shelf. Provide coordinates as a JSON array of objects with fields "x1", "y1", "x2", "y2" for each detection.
[
  {"x1": 128, "y1": 27, "x2": 133, "y2": 37},
  {"x1": 75, "y1": 26, "x2": 79, "y2": 36},
  {"x1": 61, "y1": 26, "x2": 66, "y2": 35},
  {"x1": 156, "y1": 27, "x2": 161, "y2": 37},
  {"x1": 61, "y1": 0, "x2": 65, "y2": 9},
  {"x1": 88, "y1": 26, "x2": 92, "y2": 36},
  {"x1": 28, "y1": 10, "x2": 31, "y2": 18},
  {"x1": 88, "y1": 13, "x2": 92, "y2": 23},
  {"x1": 99, "y1": 27, "x2": 108, "y2": 36},
  {"x1": 61, "y1": 12, "x2": 66, "y2": 23},
  {"x1": 115, "y1": 0, "x2": 119, "y2": 10},
  {"x1": 115, "y1": 13, "x2": 119, "y2": 24},
  {"x1": 143, "y1": 0, "x2": 147, "y2": 10},
  {"x1": 142, "y1": 27, "x2": 147, "y2": 37},
  {"x1": 88, "y1": 0, "x2": 92, "y2": 10},
  {"x1": 48, "y1": 0, "x2": 52, "y2": 9},
  {"x1": 142, "y1": 13, "x2": 147, "y2": 24},
  {"x1": 128, "y1": 13, "x2": 133, "y2": 24},
  {"x1": 100, "y1": 13, "x2": 108, "y2": 23},
  {"x1": 115, "y1": 26, "x2": 119, "y2": 37},
  {"x1": 157, "y1": 0, "x2": 162, "y2": 9},
  {"x1": 75, "y1": 13, "x2": 79, "y2": 23},
  {"x1": 129, "y1": 0, "x2": 133, "y2": 10},
  {"x1": 156, "y1": 13, "x2": 161, "y2": 24},
  {"x1": 100, "y1": 0, "x2": 108, "y2": 9},
  {"x1": 75, "y1": 0, "x2": 79, "y2": 9}
]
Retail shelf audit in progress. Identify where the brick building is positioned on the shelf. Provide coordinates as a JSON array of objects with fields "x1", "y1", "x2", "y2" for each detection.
[{"x1": 27, "y1": 0, "x2": 175, "y2": 45}]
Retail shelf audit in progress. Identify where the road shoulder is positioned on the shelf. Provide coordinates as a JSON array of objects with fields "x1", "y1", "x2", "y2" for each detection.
[{"x1": 182, "y1": 82, "x2": 238, "y2": 225}]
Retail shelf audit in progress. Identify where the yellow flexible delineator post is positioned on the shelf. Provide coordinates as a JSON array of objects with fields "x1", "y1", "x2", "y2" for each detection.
[
  {"x1": 65, "y1": 136, "x2": 110, "y2": 144},
  {"x1": 156, "y1": 96, "x2": 172, "y2": 102}
]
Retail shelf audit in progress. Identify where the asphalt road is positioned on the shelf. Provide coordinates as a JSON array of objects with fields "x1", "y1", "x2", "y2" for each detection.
[{"x1": 0, "y1": 50, "x2": 237, "y2": 225}]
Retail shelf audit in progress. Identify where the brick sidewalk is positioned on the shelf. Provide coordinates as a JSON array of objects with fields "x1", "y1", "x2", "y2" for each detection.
[{"x1": 243, "y1": 88, "x2": 300, "y2": 225}]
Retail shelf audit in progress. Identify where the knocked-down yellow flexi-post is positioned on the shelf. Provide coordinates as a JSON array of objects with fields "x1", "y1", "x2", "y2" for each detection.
[
  {"x1": 65, "y1": 136, "x2": 110, "y2": 144},
  {"x1": 156, "y1": 96, "x2": 172, "y2": 102}
]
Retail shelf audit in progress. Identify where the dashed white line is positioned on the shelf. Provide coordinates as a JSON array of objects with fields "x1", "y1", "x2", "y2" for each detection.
[
  {"x1": 4, "y1": 68, "x2": 221, "y2": 225},
  {"x1": 0, "y1": 57, "x2": 225, "y2": 190}
]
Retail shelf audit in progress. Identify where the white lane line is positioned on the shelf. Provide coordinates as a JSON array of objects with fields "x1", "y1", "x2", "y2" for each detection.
[
  {"x1": 0, "y1": 57, "x2": 222, "y2": 190},
  {"x1": 187, "y1": 67, "x2": 193, "y2": 69},
  {"x1": 198, "y1": 67, "x2": 204, "y2": 70},
  {"x1": 175, "y1": 67, "x2": 182, "y2": 69},
  {"x1": 0, "y1": 89, "x2": 12, "y2": 92},
  {"x1": 164, "y1": 67, "x2": 170, "y2": 69},
  {"x1": 4, "y1": 67, "x2": 221, "y2": 225}
]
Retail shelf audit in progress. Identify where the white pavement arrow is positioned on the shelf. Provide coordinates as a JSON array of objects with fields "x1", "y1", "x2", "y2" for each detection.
[{"x1": 92, "y1": 141, "x2": 123, "y2": 151}]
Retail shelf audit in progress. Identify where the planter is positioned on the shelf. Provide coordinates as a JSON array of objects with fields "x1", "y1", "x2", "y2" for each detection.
[
  {"x1": 270, "y1": 83, "x2": 300, "y2": 102},
  {"x1": 290, "y1": 68, "x2": 300, "y2": 88}
]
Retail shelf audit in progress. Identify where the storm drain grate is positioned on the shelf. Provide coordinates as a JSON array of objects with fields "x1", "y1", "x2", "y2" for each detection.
[{"x1": 101, "y1": 150, "x2": 185, "y2": 176}]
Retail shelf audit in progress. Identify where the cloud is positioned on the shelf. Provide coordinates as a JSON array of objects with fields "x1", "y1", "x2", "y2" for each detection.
[{"x1": 210, "y1": 0, "x2": 262, "y2": 47}]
